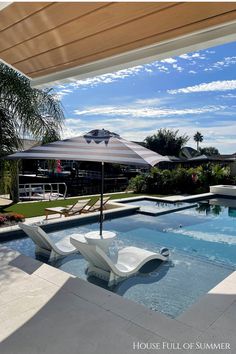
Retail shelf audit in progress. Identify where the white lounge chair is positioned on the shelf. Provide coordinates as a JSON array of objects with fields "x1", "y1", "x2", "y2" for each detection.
[
  {"x1": 19, "y1": 222, "x2": 86, "y2": 261},
  {"x1": 45, "y1": 198, "x2": 91, "y2": 219},
  {"x1": 70, "y1": 235, "x2": 169, "y2": 287},
  {"x1": 81, "y1": 197, "x2": 110, "y2": 213}
]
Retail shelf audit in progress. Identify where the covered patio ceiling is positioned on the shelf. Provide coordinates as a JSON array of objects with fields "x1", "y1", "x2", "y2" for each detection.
[{"x1": 1, "y1": 2, "x2": 236, "y2": 88}]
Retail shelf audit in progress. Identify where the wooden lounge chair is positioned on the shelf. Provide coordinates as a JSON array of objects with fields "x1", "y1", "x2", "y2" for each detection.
[
  {"x1": 45, "y1": 199, "x2": 91, "y2": 219},
  {"x1": 19, "y1": 222, "x2": 86, "y2": 261},
  {"x1": 82, "y1": 197, "x2": 110, "y2": 213},
  {"x1": 70, "y1": 235, "x2": 169, "y2": 286}
]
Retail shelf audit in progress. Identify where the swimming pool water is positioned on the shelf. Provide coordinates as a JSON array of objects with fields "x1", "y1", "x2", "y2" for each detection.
[
  {"x1": 122, "y1": 198, "x2": 188, "y2": 208},
  {"x1": 3, "y1": 200, "x2": 235, "y2": 318},
  {"x1": 121, "y1": 198, "x2": 194, "y2": 214}
]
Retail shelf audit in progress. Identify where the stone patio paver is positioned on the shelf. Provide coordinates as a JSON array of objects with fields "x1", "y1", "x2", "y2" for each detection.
[{"x1": 0, "y1": 246, "x2": 235, "y2": 354}]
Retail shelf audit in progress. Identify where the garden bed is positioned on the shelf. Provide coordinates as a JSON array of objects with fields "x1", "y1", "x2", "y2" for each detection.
[{"x1": 0, "y1": 213, "x2": 25, "y2": 228}]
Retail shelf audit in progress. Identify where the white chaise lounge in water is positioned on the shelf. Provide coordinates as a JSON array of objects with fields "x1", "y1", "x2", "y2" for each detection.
[
  {"x1": 19, "y1": 222, "x2": 85, "y2": 261},
  {"x1": 70, "y1": 235, "x2": 169, "y2": 286}
]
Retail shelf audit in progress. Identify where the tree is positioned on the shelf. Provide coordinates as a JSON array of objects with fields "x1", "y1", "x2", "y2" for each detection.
[
  {"x1": 0, "y1": 106, "x2": 20, "y2": 157},
  {"x1": 0, "y1": 63, "x2": 64, "y2": 150},
  {"x1": 199, "y1": 146, "x2": 219, "y2": 156},
  {"x1": 144, "y1": 129, "x2": 189, "y2": 156},
  {"x1": 0, "y1": 63, "x2": 64, "y2": 201},
  {"x1": 193, "y1": 131, "x2": 203, "y2": 151}
]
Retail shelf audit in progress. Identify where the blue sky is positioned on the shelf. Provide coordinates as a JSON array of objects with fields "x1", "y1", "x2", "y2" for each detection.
[{"x1": 54, "y1": 41, "x2": 236, "y2": 153}]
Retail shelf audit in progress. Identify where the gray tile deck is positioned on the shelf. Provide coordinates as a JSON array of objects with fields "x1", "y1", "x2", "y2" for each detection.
[
  {"x1": 177, "y1": 272, "x2": 236, "y2": 331},
  {"x1": 0, "y1": 246, "x2": 235, "y2": 354}
]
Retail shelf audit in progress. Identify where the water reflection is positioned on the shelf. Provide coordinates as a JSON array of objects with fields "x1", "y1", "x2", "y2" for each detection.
[{"x1": 196, "y1": 202, "x2": 222, "y2": 216}]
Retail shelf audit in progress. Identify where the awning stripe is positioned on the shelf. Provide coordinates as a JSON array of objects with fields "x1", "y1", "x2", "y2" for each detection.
[
  {"x1": 6, "y1": 131, "x2": 169, "y2": 166},
  {"x1": 20, "y1": 146, "x2": 156, "y2": 157},
  {"x1": 35, "y1": 142, "x2": 151, "y2": 152},
  {"x1": 8, "y1": 152, "x2": 161, "y2": 165}
]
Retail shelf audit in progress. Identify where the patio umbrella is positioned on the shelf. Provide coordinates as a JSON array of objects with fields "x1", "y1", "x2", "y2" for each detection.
[{"x1": 7, "y1": 129, "x2": 170, "y2": 237}]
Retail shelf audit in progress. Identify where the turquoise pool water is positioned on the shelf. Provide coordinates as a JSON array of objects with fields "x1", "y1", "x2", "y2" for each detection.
[
  {"x1": 121, "y1": 198, "x2": 189, "y2": 208},
  {"x1": 3, "y1": 199, "x2": 235, "y2": 318},
  {"x1": 121, "y1": 198, "x2": 194, "y2": 214}
]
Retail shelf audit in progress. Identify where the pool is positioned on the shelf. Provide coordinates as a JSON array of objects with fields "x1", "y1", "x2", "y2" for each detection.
[{"x1": 3, "y1": 197, "x2": 235, "y2": 318}]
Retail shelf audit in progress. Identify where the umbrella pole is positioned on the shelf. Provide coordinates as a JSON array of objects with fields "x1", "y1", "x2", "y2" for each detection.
[{"x1": 99, "y1": 161, "x2": 104, "y2": 238}]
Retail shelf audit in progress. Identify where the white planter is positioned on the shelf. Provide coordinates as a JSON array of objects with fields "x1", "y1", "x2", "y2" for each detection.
[{"x1": 210, "y1": 185, "x2": 236, "y2": 197}]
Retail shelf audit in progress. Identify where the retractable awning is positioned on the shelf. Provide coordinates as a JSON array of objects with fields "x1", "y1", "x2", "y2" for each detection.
[{"x1": 1, "y1": 2, "x2": 236, "y2": 87}]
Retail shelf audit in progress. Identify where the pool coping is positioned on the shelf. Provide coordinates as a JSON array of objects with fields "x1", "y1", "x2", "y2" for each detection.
[
  {"x1": 0, "y1": 201, "x2": 138, "y2": 241},
  {"x1": 114, "y1": 193, "x2": 215, "y2": 204}
]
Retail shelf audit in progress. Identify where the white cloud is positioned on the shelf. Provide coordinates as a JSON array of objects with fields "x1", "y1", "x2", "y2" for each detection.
[
  {"x1": 204, "y1": 56, "x2": 236, "y2": 72},
  {"x1": 161, "y1": 58, "x2": 177, "y2": 64},
  {"x1": 153, "y1": 64, "x2": 170, "y2": 73},
  {"x1": 65, "y1": 118, "x2": 82, "y2": 126},
  {"x1": 220, "y1": 93, "x2": 236, "y2": 98},
  {"x1": 144, "y1": 68, "x2": 153, "y2": 73},
  {"x1": 74, "y1": 105, "x2": 224, "y2": 118},
  {"x1": 177, "y1": 121, "x2": 236, "y2": 153},
  {"x1": 135, "y1": 98, "x2": 162, "y2": 105},
  {"x1": 179, "y1": 52, "x2": 206, "y2": 60},
  {"x1": 179, "y1": 54, "x2": 191, "y2": 60},
  {"x1": 63, "y1": 116, "x2": 236, "y2": 153},
  {"x1": 68, "y1": 65, "x2": 145, "y2": 89},
  {"x1": 63, "y1": 114, "x2": 188, "y2": 141},
  {"x1": 188, "y1": 70, "x2": 197, "y2": 74},
  {"x1": 168, "y1": 80, "x2": 236, "y2": 94},
  {"x1": 55, "y1": 50, "x2": 210, "y2": 91},
  {"x1": 172, "y1": 63, "x2": 184, "y2": 72},
  {"x1": 53, "y1": 88, "x2": 73, "y2": 100}
]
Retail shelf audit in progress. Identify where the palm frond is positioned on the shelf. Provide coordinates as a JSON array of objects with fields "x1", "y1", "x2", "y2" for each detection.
[{"x1": 0, "y1": 62, "x2": 64, "y2": 143}]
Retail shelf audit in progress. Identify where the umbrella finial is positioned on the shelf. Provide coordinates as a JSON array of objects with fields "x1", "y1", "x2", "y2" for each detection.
[
  {"x1": 85, "y1": 129, "x2": 120, "y2": 138},
  {"x1": 84, "y1": 129, "x2": 120, "y2": 145}
]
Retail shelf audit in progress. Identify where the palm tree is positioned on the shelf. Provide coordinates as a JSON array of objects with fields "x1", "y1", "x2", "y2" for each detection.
[
  {"x1": 193, "y1": 131, "x2": 203, "y2": 151},
  {"x1": 0, "y1": 63, "x2": 64, "y2": 201}
]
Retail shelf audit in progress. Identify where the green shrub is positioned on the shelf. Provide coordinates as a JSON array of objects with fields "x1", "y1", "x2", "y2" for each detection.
[
  {"x1": 128, "y1": 174, "x2": 147, "y2": 193},
  {"x1": 172, "y1": 168, "x2": 194, "y2": 194},
  {"x1": 128, "y1": 164, "x2": 233, "y2": 195}
]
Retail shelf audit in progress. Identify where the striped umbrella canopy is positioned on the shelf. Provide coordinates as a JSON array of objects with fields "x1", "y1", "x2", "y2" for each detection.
[
  {"x1": 8, "y1": 129, "x2": 169, "y2": 166},
  {"x1": 7, "y1": 129, "x2": 170, "y2": 236}
]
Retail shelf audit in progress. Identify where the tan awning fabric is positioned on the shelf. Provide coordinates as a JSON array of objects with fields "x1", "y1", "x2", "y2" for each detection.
[{"x1": 1, "y1": 2, "x2": 236, "y2": 87}]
